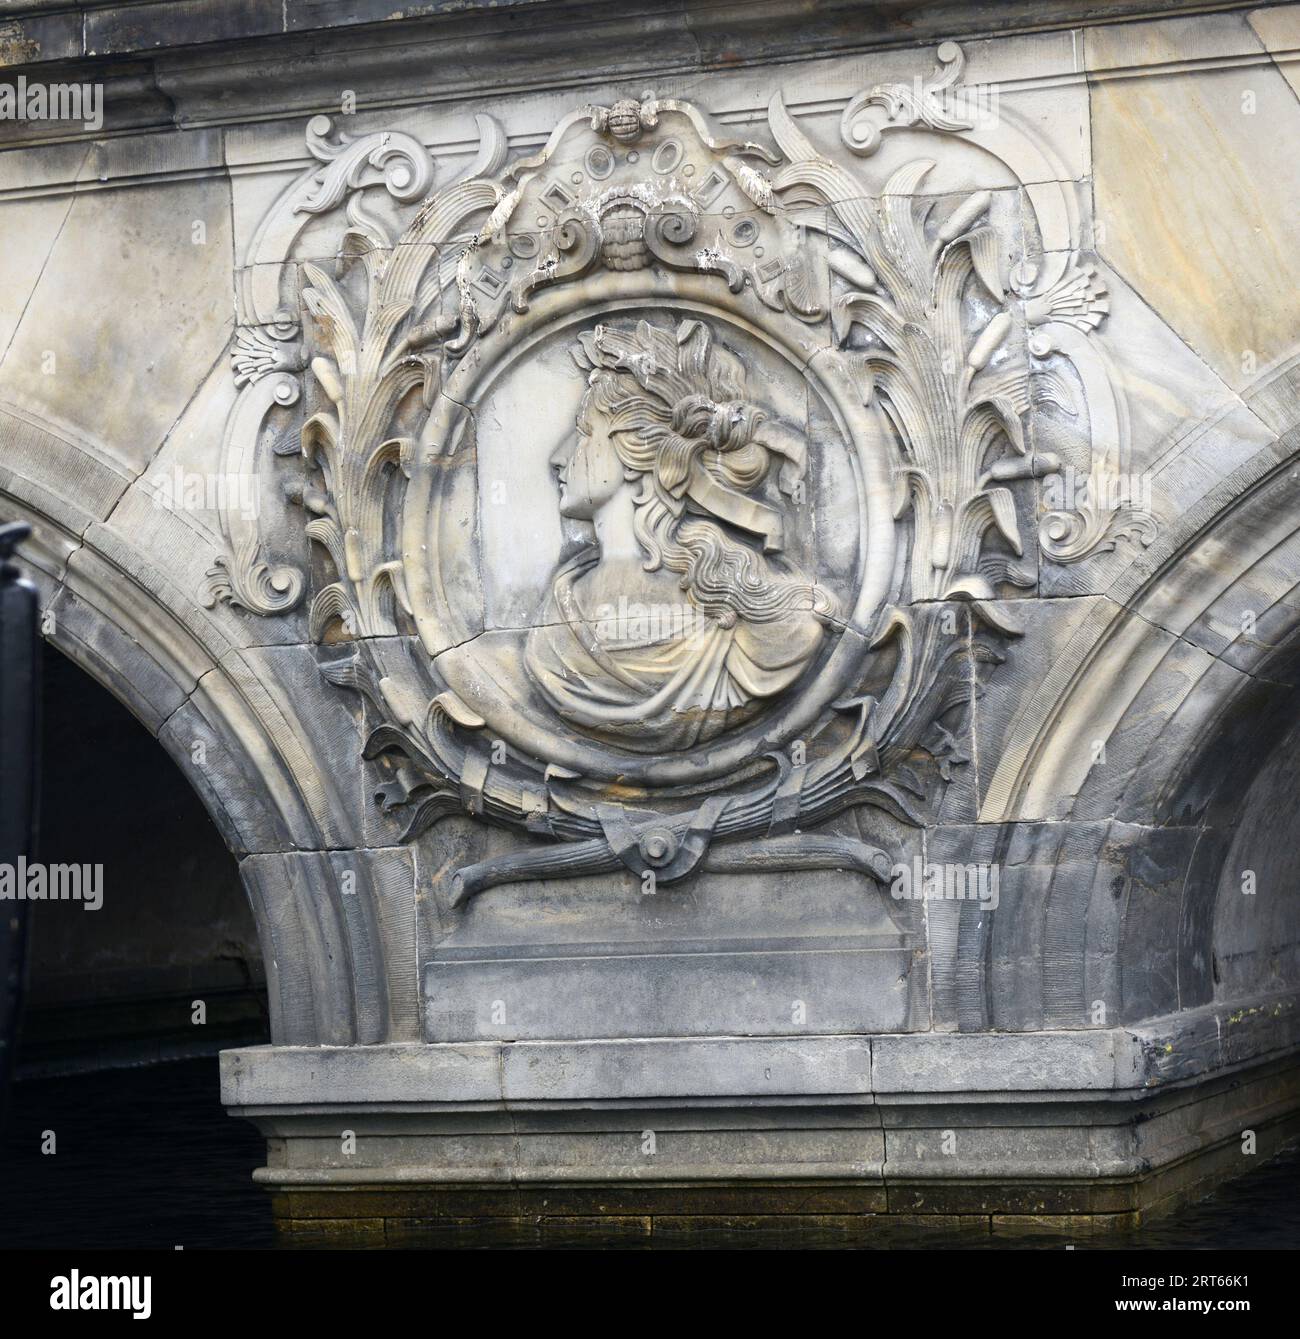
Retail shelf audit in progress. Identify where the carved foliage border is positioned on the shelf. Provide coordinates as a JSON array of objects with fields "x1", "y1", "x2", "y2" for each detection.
[{"x1": 210, "y1": 46, "x2": 1147, "y2": 899}]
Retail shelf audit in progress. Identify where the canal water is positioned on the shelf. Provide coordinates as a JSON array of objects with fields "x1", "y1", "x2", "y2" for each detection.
[{"x1": 1, "y1": 1058, "x2": 1297, "y2": 1250}]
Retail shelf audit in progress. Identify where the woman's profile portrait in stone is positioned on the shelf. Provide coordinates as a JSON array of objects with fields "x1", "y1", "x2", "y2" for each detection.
[{"x1": 524, "y1": 317, "x2": 839, "y2": 751}]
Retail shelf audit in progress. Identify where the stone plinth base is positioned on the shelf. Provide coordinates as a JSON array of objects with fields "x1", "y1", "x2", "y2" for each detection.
[{"x1": 221, "y1": 998, "x2": 1300, "y2": 1244}]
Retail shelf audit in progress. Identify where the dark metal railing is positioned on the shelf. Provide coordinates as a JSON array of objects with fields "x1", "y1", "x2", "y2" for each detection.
[{"x1": 0, "y1": 521, "x2": 40, "y2": 1115}]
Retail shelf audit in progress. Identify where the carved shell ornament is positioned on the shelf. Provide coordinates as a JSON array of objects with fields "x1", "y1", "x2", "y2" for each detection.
[{"x1": 211, "y1": 50, "x2": 1151, "y2": 902}]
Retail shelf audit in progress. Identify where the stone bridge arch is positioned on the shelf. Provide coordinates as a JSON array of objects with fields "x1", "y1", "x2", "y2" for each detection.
[
  {"x1": 968, "y1": 357, "x2": 1300, "y2": 1032},
  {"x1": 0, "y1": 400, "x2": 398, "y2": 1046}
]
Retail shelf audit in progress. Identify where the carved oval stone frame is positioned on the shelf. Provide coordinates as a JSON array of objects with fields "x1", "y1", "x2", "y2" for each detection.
[{"x1": 401, "y1": 281, "x2": 898, "y2": 791}]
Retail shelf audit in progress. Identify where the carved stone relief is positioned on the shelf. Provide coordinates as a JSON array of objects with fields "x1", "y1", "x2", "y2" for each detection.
[{"x1": 209, "y1": 45, "x2": 1150, "y2": 908}]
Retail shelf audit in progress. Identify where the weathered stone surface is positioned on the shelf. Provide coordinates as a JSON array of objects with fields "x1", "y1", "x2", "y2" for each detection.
[
  {"x1": 3, "y1": 0, "x2": 1300, "y2": 1225},
  {"x1": 0, "y1": 180, "x2": 234, "y2": 476},
  {"x1": 1089, "y1": 11, "x2": 1300, "y2": 394}
]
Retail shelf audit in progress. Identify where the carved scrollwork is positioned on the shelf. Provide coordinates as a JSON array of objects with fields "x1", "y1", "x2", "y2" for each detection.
[
  {"x1": 202, "y1": 371, "x2": 306, "y2": 615},
  {"x1": 841, "y1": 40, "x2": 976, "y2": 155},
  {"x1": 231, "y1": 328, "x2": 305, "y2": 389},
  {"x1": 835, "y1": 45, "x2": 1153, "y2": 563},
  {"x1": 212, "y1": 48, "x2": 1149, "y2": 905},
  {"x1": 205, "y1": 115, "x2": 509, "y2": 619}
]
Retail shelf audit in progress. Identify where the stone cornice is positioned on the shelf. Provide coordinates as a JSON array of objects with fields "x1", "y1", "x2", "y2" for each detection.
[
  {"x1": 0, "y1": 0, "x2": 1272, "y2": 70},
  {"x1": 0, "y1": 1, "x2": 1286, "y2": 152}
]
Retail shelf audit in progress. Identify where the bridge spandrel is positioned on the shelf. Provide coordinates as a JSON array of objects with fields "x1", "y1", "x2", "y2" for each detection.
[{"x1": 3, "y1": 0, "x2": 1299, "y2": 1233}]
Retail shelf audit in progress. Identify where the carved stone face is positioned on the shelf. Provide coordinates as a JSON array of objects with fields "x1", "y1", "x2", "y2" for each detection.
[
  {"x1": 550, "y1": 414, "x2": 624, "y2": 520},
  {"x1": 522, "y1": 318, "x2": 845, "y2": 753}
]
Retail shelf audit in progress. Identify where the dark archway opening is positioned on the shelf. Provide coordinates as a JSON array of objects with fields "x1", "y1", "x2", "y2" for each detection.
[
  {"x1": 18, "y1": 646, "x2": 268, "y2": 1074},
  {"x1": 0, "y1": 646, "x2": 274, "y2": 1248}
]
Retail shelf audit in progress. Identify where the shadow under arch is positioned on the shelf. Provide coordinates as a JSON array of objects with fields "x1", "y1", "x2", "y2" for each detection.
[{"x1": 23, "y1": 643, "x2": 268, "y2": 1069}]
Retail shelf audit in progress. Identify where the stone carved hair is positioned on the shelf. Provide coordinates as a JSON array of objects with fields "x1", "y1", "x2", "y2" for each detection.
[{"x1": 573, "y1": 319, "x2": 838, "y2": 625}]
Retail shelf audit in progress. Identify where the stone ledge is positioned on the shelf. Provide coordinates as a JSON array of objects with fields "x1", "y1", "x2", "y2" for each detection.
[
  {"x1": 221, "y1": 992, "x2": 1300, "y2": 1108},
  {"x1": 232, "y1": 1056, "x2": 1299, "y2": 1187},
  {"x1": 244, "y1": 1083, "x2": 1300, "y2": 1228}
]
